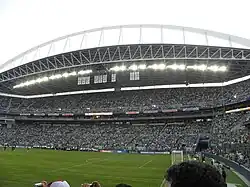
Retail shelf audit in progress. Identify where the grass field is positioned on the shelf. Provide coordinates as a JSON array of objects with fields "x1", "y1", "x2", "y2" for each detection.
[{"x1": 0, "y1": 149, "x2": 247, "y2": 187}]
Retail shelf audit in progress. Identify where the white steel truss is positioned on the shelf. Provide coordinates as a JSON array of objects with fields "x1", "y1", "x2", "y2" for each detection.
[{"x1": 1, "y1": 44, "x2": 250, "y2": 82}]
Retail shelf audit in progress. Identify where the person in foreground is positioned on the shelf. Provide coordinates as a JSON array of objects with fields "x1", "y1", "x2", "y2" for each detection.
[
  {"x1": 41, "y1": 180, "x2": 70, "y2": 187},
  {"x1": 41, "y1": 180, "x2": 101, "y2": 187},
  {"x1": 163, "y1": 161, "x2": 227, "y2": 187}
]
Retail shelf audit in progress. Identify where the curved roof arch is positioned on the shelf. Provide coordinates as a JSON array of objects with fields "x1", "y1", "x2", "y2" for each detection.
[{"x1": 1, "y1": 24, "x2": 250, "y2": 73}]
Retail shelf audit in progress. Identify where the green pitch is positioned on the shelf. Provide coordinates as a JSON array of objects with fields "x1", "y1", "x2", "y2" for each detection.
[{"x1": 0, "y1": 149, "x2": 247, "y2": 187}]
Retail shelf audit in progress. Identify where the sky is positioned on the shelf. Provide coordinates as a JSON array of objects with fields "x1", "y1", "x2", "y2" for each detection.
[{"x1": 0, "y1": 0, "x2": 250, "y2": 67}]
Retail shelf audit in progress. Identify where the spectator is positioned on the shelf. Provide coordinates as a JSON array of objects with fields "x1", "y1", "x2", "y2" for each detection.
[
  {"x1": 82, "y1": 181, "x2": 101, "y2": 187},
  {"x1": 164, "y1": 161, "x2": 227, "y2": 187},
  {"x1": 221, "y1": 167, "x2": 227, "y2": 183},
  {"x1": 42, "y1": 180, "x2": 70, "y2": 187}
]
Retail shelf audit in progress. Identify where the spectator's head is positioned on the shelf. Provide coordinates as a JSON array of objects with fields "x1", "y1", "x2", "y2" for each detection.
[
  {"x1": 164, "y1": 161, "x2": 226, "y2": 187},
  {"x1": 42, "y1": 181, "x2": 70, "y2": 187},
  {"x1": 81, "y1": 181, "x2": 101, "y2": 187},
  {"x1": 91, "y1": 181, "x2": 101, "y2": 187}
]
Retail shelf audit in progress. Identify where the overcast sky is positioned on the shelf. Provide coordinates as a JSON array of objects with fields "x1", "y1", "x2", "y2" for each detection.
[{"x1": 0, "y1": 0, "x2": 250, "y2": 66}]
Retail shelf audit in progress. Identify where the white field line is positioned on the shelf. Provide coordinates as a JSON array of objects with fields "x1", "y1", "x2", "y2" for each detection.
[
  {"x1": 159, "y1": 178, "x2": 166, "y2": 187},
  {"x1": 139, "y1": 160, "x2": 152, "y2": 168},
  {"x1": 50, "y1": 158, "x2": 101, "y2": 172}
]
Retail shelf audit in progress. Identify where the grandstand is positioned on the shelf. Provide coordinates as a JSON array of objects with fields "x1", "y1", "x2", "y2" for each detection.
[{"x1": 0, "y1": 24, "x2": 249, "y2": 187}]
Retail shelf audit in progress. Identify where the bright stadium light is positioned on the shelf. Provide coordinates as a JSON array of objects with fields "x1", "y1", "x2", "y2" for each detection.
[
  {"x1": 138, "y1": 64, "x2": 146, "y2": 70},
  {"x1": 42, "y1": 76, "x2": 49, "y2": 81},
  {"x1": 208, "y1": 65, "x2": 219, "y2": 72},
  {"x1": 178, "y1": 64, "x2": 186, "y2": 70},
  {"x1": 148, "y1": 63, "x2": 166, "y2": 70},
  {"x1": 186, "y1": 64, "x2": 227, "y2": 72},
  {"x1": 158, "y1": 63, "x2": 166, "y2": 70},
  {"x1": 69, "y1": 71, "x2": 77, "y2": 76},
  {"x1": 49, "y1": 74, "x2": 62, "y2": 80},
  {"x1": 18, "y1": 83, "x2": 25, "y2": 87},
  {"x1": 110, "y1": 66, "x2": 120, "y2": 71},
  {"x1": 62, "y1": 72, "x2": 69, "y2": 77},
  {"x1": 167, "y1": 64, "x2": 177, "y2": 70},
  {"x1": 219, "y1": 66, "x2": 227, "y2": 72},
  {"x1": 129, "y1": 64, "x2": 138, "y2": 71},
  {"x1": 198, "y1": 64, "x2": 207, "y2": 71},
  {"x1": 148, "y1": 64, "x2": 157, "y2": 69},
  {"x1": 28, "y1": 80, "x2": 36, "y2": 85},
  {"x1": 187, "y1": 64, "x2": 207, "y2": 71},
  {"x1": 167, "y1": 64, "x2": 186, "y2": 70},
  {"x1": 120, "y1": 65, "x2": 126, "y2": 71},
  {"x1": 112, "y1": 64, "x2": 146, "y2": 71},
  {"x1": 13, "y1": 69, "x2": 92, "y2": 89},
  {"x1": 78, "y1": 70, "x2": 84, "y2": 74},
  {"x1": 78, "y1": 69, "x2": 92, "y2": 75},
  {"x1": 36, "y1": 77, "x2": 49, "y2": 83},
  {"x1": 36, "y1": 78, "x2": 43, "y2": 83}
]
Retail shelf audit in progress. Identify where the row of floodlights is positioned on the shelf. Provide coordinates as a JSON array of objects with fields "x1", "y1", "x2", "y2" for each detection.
[
  {"x1": 110, "y1": 64, "x2": 227, "y2": 72},
  {"x1": 13, "y1": 69, "x2": 92, "y2": 88},
  {"x1": 13, "y1": 64, "x2": 227, "y2": 89}
]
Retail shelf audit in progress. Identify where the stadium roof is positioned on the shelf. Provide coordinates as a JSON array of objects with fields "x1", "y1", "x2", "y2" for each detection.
[
  {"x1": 1, "y1": 24, "x2": 250, "y2": 74},
  {"x1": 1, "y1": 24, "x2": 250, "y2": 96}
]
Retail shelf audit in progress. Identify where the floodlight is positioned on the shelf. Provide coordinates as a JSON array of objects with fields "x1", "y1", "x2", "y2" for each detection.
[
  {"x1": 198, "y1": 64, "x2": 207, "y2": 71},
  {"x1": 78, "y1": 70, "x2": 85, "y2": 75},
  {"x1": 18, "y1": 83, "x2": 25, "y2": 87},
  {"x1": 208, "y1": 65, "x2": 219, "y2": 72},
  {"x1": 86, "y1": 70, "x2": 92, "y2": 74},
  {"x1": 148, "y1": 64, "x2": 165, "y2": 70},
  {"x1": 69, "y1": 71, "x2": 77, "y2": 76},
  {"x1": 178, "y1": 64, "x2": 186, "y2": 70},
  {"x1": 37, "y1": 77, "x2": 49, "y2": 82},
  {"x1": 219, "y1": 66, "x2": 227, "y2": 72},
  {"x1": 168, "y1": 64, "x2": 180, "y2": 70},
  {"x1": 62, "y1": 72, "x2": 69, "y2": 77},
  {"x1": 158, "y1": 64, "x2": 166, "y2": 70},
  {"x1": 78, "y1": 69, "x2": 92, "y2": 75},
  {"x1": 138, "y1": 64, "x2": 146, "y2": 70},
  {"x1": 43, "y1": 77, "x2": 49, "y2": 81},
  {"x1": 24, "y1": 82, "x2": 31, "y2": 86},
  {"x1": 148, "y1": 64, "x2": 158, "y2": 69},
  {"x1": 129, "y1": 65, "x2": 138, "y2": 71},
  {"x1": 188, "y1": 64, "x2": 207, "y2": 71},
  {"x1": 36, "y1": 78, "x2": 43, "y2": 83},
  {"x1": 49, "y1": 75, "x2": 56, "y2": 79},
  {"x1": 29, "y1": 80, "x2": 36, "y2": 84},
  {"x1": 110, "y1": 66, "x2": 120, "y2": 71},
  {"x1": 49, "y1": 74, "x2": 62, "y2": 80},
  {"x1": 120, "y1": 65, "x2": 126, "y2": 71}
]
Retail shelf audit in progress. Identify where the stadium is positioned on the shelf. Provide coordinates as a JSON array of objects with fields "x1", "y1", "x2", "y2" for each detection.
[{"x1": 0, "y1": 24, "x2": 249, "y2": 187}]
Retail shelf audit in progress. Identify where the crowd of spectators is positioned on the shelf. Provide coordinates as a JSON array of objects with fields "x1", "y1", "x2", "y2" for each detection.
[
  {"x1": 0, "y1": 113, "x2": 249, "y2": 168},
  {"x1": 0, "y1": 122, "x2": 204, "y2": 151},
  {"x1": 0, "y1": 80, "x2": 249, "y2": 171},
  {"x1": 0, "y1": 79, "x2": 250, "y2": 113},
  {"x1": 209, "y1": 113, "x2": 250, "y2": 169}
]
